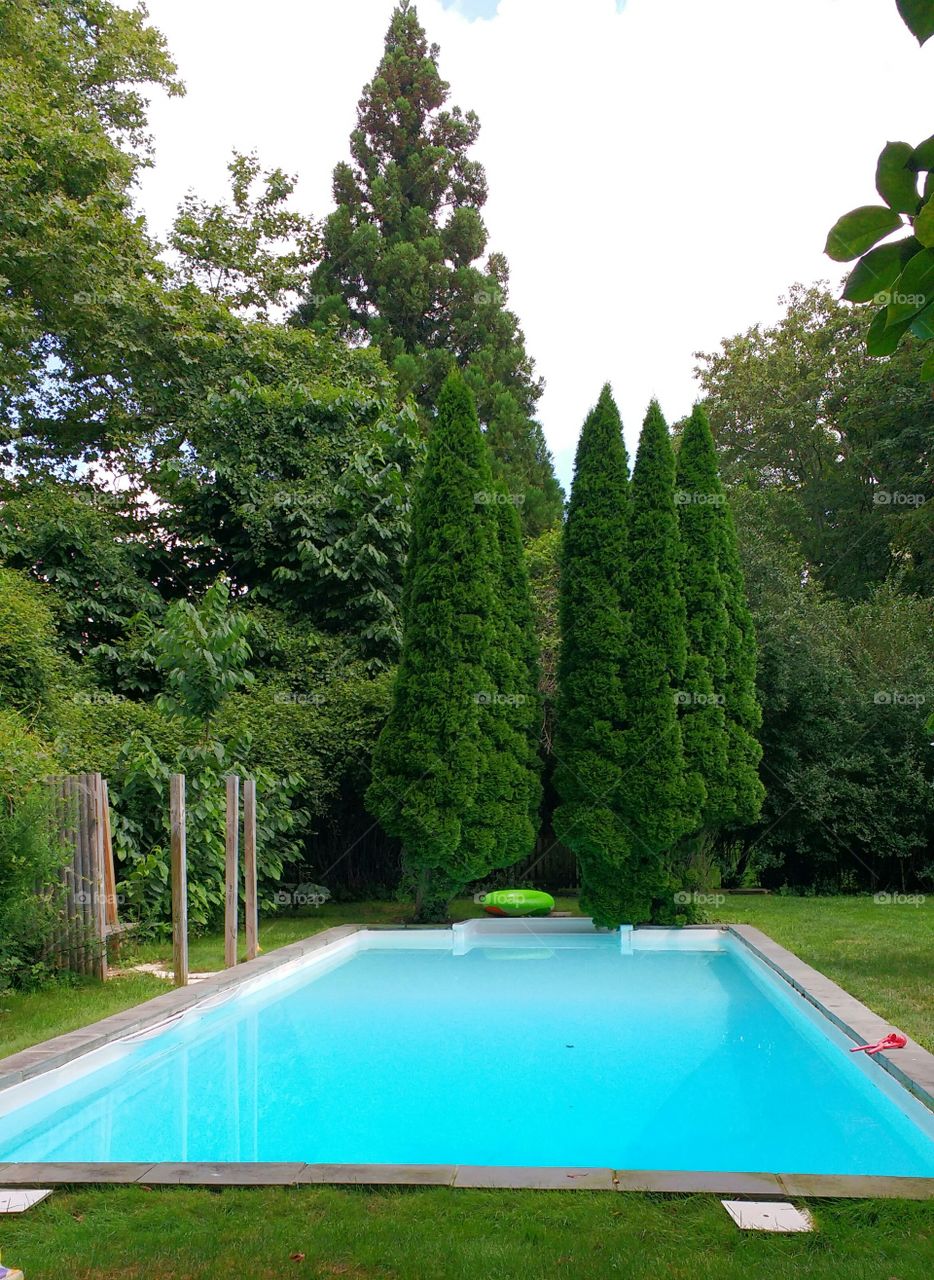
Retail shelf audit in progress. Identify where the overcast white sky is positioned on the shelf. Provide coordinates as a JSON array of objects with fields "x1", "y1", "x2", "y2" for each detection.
[{"x1": 132, "y1": 0, "x2": 934, "y2": 490}]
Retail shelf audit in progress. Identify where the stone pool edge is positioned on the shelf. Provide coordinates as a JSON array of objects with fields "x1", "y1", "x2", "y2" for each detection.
[
  {"x1": 727, "y1": 924, "x2": 934, "y2": 1112},
  {"x1": 0, "y1": 920, "x2": 931, "y2": 1199},
  {"x1": 0, "y1": 924, "x2": 366, "y2": 1091}
]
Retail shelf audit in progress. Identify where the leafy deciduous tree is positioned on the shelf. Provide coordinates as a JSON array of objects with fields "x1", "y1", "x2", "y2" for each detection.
[
  {"x1": 695, "y1": 284, "x2": 934, "y2": 600},
  {"x1": 0, "y1": 0, "x2": 181, "y2": 449},
  {"x1": 169, "y1": 151, "x2": 319, "y2": 319}
]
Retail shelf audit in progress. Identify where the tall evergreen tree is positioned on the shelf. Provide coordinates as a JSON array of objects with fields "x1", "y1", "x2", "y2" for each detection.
[
  {"x1": 675, "y1": 404, "x2": 732, "y2": 837},
  {"x1": 295, "y1": 1, "x2": 563, "y2": 535},
  {"x1": 366, "y1": 373, "x2": 534, "y2": 919},
  {"x1": 552, "y1": 386, "x2": 634, "y2": 925},
  {"x1": 462, "y1": 491, "x2": 543, "y2": 877},
  {"x1": 718, "y1": 494, "x2": 766, "y2": 829},
  {"x1": 615, "y1": 402, "x2": 703, "y2": 923}
]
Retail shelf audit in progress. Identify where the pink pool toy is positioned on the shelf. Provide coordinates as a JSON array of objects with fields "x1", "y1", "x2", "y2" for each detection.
[{"x1": 849, "y1": 1032, "x2": 908, "y2": 1056}]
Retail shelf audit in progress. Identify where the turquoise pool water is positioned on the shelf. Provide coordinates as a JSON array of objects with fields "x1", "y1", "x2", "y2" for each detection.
[{"x1": 1, "y1": 928, "x2": 932, "y2": 1174}]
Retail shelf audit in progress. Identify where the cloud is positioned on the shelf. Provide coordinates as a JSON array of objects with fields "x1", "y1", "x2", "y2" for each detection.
[{"x1": 132, "y1": 0, "x2": 934, "y2": 491}]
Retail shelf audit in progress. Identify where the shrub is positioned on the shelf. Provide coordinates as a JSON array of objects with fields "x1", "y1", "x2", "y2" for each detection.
[
  {"x1": 0, "y1": 710, "x2": 65, "y2": 991},
  {"x1": 0, "y1": 567, "x2": 59, "y2": 721},
  {"x1": 111, "y1": 731, "x2": 304, "y2": 929}
]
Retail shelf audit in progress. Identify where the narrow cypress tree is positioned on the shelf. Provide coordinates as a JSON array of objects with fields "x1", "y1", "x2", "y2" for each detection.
[
  {"x1": 718, "y1": 493, "x2": 766, "y2": 828},
  {"x1": 462, "y1": 490, "x2": 543, "y2": 876},
  {"x1": 365, "y1": 372, "x2": 496, "y2": 918},
  {"x1": 675, "y1": 404, "x2": 732, "y2": 836},
  {"x1": 616, "y1": 402, "x2": 703, "y2": 922},
  {"x1": 552, "y1": 386, "x2": 634, "y2": 926}
]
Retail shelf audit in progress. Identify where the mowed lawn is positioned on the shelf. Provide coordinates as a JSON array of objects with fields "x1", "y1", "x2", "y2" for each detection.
[
  {"x1": 0, "y1": 895, "x2": 931, "y2": 1280},
  {"x1": 1, "y1": 1184, "x2": 932, "y2": 1280}
]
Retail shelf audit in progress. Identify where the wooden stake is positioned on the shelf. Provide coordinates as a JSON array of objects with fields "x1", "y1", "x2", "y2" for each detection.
[
  {"x1": 225, "y1": 774, "x2": 239, "y2": 968},
  {"x1": 89, "y1": 773, "x2": 108, "y2": 980},
  {"x1": 170, "y1": 773, "x2": 188, "y2": 987},
  {"x1": 100, "y1": 778, "x2": 118, "y2": 929},
  {"x1": 78, "y1": 772, "x2": 94, "y2": 975},
  {"x1": 62, "y1": 776, "x2": 79, "y2": 974},
  {"x1": 243, "y1": 779, "x2": 258, "y2": 961}
]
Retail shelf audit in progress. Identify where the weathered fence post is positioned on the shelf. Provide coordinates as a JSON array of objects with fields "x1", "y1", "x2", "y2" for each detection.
[
  {"x1": 76, "y1": 771, "x2": 92, "y2": 973},
  {"x1": 225, "y1": 774, "x2": 240, "y2": 968},
  {"x1": 59, "y1": 776, "x2": 80, "y2": 974},
  {"x1": 88, "y1": 773, "x2": 108, "y2": 980},
  {"x1": 243, "y1": 778, "x2": 258, "y2": 961},
  {"x1": 170, "y1": 773, "x2": 189, "y2": 987},
  {"x1": 100, "y1": 777, "x2": 118, "y2": 930}
]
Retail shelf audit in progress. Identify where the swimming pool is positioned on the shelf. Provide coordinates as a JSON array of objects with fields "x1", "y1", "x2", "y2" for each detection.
[{"x1": 0, "y1": 922, "x2": 932, "y2": 1181}]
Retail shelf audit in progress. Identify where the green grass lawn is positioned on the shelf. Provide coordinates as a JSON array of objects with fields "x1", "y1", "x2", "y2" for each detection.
[
  {"x1": 0, "y1": 895, "x2": 931, "y2": 1280},
  {"x1": 0, "y1": 1184, "x2": 932, "y2": 1280}
]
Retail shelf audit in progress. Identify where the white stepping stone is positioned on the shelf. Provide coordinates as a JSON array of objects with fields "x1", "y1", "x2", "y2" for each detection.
[
  {"x1": 721, "y1": 1200, "x2": 815, "y2": 1232},
  {"x1": 0, "y1": 1189, "x2": 53, "y2": 1213}
]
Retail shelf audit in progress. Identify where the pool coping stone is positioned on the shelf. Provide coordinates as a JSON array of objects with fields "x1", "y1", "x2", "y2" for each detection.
[{"x1": 726, "y1": 925, "x2": 934, "y2": 1110}]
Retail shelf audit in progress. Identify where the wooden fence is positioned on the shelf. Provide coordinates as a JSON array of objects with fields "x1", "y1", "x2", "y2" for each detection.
[
  {"x1": 44, "y1": 771, "x2": 259, "y2": 987},
  {"x1": 47, "y1": 772, "x2": 119, "y2": 980}
]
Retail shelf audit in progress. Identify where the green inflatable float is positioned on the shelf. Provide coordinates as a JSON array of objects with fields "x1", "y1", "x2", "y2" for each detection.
[{"x1": 481, "y1": 889, "x2": 555, "y2": 917}]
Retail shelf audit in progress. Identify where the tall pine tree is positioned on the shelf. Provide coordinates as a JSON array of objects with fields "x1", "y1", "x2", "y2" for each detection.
[
  {"x1": 615, "y1": 402, "x2": 703, "y2": 923},
  {"x1": 296, "y1": 1, "x2": 563, "y2": 535},
  {"x1": 675, "y1": 404, "x2": 732, "y2": 837},
  {"x1": 552, "y1": 386, "x2": 634, "y2": 926}
]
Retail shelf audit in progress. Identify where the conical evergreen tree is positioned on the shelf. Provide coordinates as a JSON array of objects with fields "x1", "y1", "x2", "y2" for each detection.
[
  {"x1": 462, "y1": 489, "x2": 543, "y2": 877},
  {"x1": 365, "y1": 372, "x2": 497, "y2": 918},
  {"x1": 552, "y1": 385, "x2": 634, "y2": 926},
  {"x1": 296, "y1": 1, "x2": 563, "y2": 535},
  {"x1": 615, "y1": 401, "x2": 703, "y2": 923},
  {"x1": 718, "y1": 491, "x2": 766, "y2": 828},
  {"x1": 675, "y1": 404, "x2": 732, "y2": 836}
]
